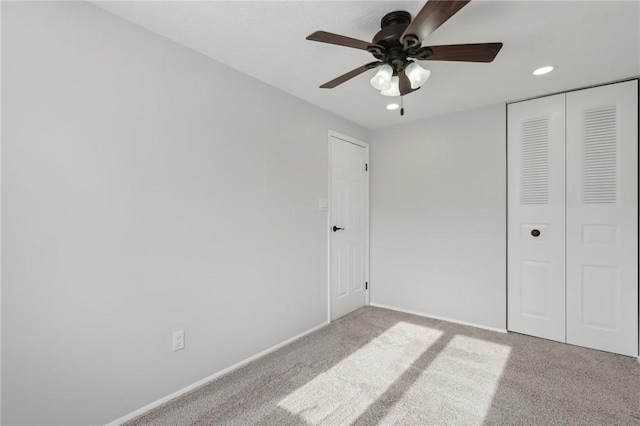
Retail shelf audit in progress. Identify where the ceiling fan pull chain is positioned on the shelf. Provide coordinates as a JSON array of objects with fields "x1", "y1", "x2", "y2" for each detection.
[{"x1": 400, "y1": 96, "x2": 405, "y2": 116}]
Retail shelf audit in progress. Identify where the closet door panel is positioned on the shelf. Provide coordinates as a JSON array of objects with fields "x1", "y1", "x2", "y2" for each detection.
[
  {"x1": 566, "y1": 80, "x2": 638, "y2": 356},
  {"x1": 508, "y1": 94, "x2": 566, "y2": 342}
]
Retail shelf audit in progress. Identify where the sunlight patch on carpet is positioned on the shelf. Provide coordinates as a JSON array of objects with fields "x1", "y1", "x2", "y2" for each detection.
[
  {"x1": 379, "y1": 335, "x2": 512, "y2": 424},
  {"x1": 278, "y1": 321, "x2": 443, "y2": 424}
]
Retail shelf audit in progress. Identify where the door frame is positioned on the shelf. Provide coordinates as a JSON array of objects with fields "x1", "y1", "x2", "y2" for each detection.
[{"x1": 327, "y1": 130, "x2": 370, "y2": 322}]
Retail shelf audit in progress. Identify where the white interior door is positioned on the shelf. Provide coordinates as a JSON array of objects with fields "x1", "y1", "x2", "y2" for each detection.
[
  {"x1": 508, "y1": 94, "x2": 566, "y2": 343},
  {"x1": 330, "y1": 134, "x2": 368, "y2": 321},
  {"x1": 565, "y1": 80, "x2": 638, "y2": 356}
]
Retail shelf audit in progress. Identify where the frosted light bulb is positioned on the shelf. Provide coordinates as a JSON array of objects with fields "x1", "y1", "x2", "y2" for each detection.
[
  {"x1": 380, "y1": 76, "x2": 400, "y2": 96},
  {"x1": 405, "y1": 62, "x2": 431, "y2": 89},
  {"x1": 370, "y1": 64, "x2": 393, "y2": 91}
]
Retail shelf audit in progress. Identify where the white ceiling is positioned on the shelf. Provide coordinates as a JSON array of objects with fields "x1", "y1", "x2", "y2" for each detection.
[{"x1": 94, "y1": 1, "x2": 640, "y2": 129}]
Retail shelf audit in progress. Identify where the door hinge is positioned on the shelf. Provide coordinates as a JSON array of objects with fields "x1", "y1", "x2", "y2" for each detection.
[
  {"x1": 365, "y1": 282, "x2": 368, "y2": 290},
  {"x1": 365, "y1": 163, "x2": 368, "y2": 171}
]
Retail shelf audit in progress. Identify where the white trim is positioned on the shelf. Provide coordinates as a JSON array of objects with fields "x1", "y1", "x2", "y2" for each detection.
[
  {"x1": 327, "y1": 130, "x2": 370, "y2": 321},
  {"x1": 364, "y1": 143, "x2": 370, "y2": 308},
  {"x1": 105, "y1": 321, "x2": 329, "y2": 426},
  {"x1": 328, "y1": 130, "x2": 369, "y2": 149},
  {"x1": 326, "y1": 133, "x2": 332, "y2": 323},
  {"x1": 369, "y1": 303, "x2": 508, "y2": 334},
  {"x1": 0, "y1": 3, "x2": 4, "y2": 419}
]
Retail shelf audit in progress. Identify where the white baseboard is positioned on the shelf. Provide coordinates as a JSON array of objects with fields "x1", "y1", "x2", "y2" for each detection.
[
  {"x1": 369, "y1": 303, "x2": 508, "y2": 334},
  {"x1": 105, "y1": 321, "x2": 329, "y2": 426}
]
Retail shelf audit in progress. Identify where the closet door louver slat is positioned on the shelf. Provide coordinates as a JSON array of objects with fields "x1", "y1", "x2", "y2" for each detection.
[
  {"x1": 582, "y1": 106, "x2": 617, "y2": 204},
  {"x1": 520, "y1": 116, "x2": 550, "y2": 205}
]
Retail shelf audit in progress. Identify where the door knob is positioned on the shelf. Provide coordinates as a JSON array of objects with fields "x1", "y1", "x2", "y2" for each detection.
[
  {"x1": 531, "y1": 229, "x2": 541, "y2": 237},
  {"x1": 332, "y1": 226, "x2": 345, "y2": 232}
]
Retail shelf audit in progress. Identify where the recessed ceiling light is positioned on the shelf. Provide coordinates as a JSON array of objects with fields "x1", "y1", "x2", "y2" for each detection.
[
  {"x1": 386, "y1": 103, "x2": 400, "y2": 110},
  {"x1": 533, "y1": 66, "x2": 554, "y2": 76}
]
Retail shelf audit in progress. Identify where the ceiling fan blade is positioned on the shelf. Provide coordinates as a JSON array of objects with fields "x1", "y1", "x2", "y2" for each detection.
[
  {"x1": 400, "y1": 0, "x2": 471, "y2": 47},
  {"x1": 399, "y1": 70, "x2": 419, "y2": 96},
  {"x1": 419, "y1": 43, "x2": 503, "y2": 62},
  {"x1": 320, "y1": 62, "x2": 382, "y2": 89},
  {"x1": 307, "y1": 31, "x2": 383, "y2": 52}
]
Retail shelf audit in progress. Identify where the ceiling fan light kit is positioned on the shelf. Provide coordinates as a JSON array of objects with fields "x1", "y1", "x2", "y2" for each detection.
[
  {"x1": 405, "y1": 62, "x2": 431, "y2": 89},
  {"x1": 380, "y1": 76, "x2": 401, "y2": 97},
  {"x1": 370, "y1": 64, "x2": 394, "y2": 90},
  {"x1": 306, "y1": 0, "x2": 503, "y2": 114},
  {"x1": 372, "y1": 62, "x2": 430, "y2": 93}
]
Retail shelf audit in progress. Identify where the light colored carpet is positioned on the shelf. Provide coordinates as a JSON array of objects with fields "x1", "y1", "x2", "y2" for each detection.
[{"x1": 127, "y1": 307, "x2": 640, "y2": 425}]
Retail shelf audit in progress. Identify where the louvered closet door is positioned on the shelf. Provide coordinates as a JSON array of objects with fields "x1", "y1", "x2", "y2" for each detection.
[
  {"x1": 508, "y1": 94, "x2": 566, "y2": 342},
  {"x1": 566, "y1": 80, "x2": 638, "y2": 356}
]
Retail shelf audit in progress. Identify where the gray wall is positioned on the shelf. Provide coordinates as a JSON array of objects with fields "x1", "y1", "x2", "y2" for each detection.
[
  {"x1": 1, "y1": 2, "x2": 366, "y2": 424},
  {"x1": 369, "y1": 104, "x2": 507, "y2": 330}
]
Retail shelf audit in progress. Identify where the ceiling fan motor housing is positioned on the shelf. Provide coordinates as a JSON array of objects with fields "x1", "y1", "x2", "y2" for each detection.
[
  {"x1": 373, "y1": 11, "x2": 411, "y2": 47},
  {"x1": 371, "y1": 11, "x2": 415, "y2": 72}
]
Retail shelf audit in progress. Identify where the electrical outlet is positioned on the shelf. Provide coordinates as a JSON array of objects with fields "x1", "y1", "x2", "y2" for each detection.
[{"x1": 172, "y1": 330, "x2": 185, "y2": 352}]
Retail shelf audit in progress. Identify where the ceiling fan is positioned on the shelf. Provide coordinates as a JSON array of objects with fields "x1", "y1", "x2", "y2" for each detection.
[{"x1": 306, "y1": 0, "x2": 502, "y2": 99}]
